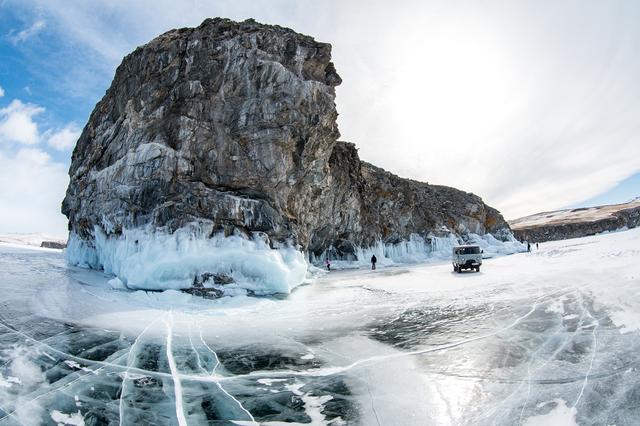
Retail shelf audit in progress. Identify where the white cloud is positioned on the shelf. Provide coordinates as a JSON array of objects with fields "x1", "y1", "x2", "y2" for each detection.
[
  {"x1": 46, "y1": 124, "x2": 81, "y2": 150},
  {"x1": 9, "y1": 19, "x2": 46, "y2": 44},
  {"x1": 0, "y1": 100, "x2": 44, "y2": 145},
  {"x1": 0, "y1": 96, "x2": 77, "y2": 234},
  {"x1": 0, "y1": 98, "x2": 80, "y2": 151},
  {"x1": 0, "y1": 147, "x2": 69, "y2": 235},
  {"x1": 0, "y1": 86, "x2": 4, "y2": 97}
]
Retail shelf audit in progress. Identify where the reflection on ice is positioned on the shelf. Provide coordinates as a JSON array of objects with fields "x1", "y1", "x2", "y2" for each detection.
[{"x1": 1, "y1": 228, "x2": 640, "y2": 424}]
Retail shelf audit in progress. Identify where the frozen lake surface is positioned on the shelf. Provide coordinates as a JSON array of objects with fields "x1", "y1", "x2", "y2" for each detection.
[{"x1": 1, "y1": 229, "x2": 639, "y2": 425}]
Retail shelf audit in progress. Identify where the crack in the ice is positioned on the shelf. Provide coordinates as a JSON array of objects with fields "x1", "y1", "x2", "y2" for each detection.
[
  {"x1": 197, "y1": 324, "x2": 220, "y2": 375},
  {"x1": 0, "y1": 402, "x2": 24, "y2": 426},
  {"x1": 0, "y1": 319, "x2": 176, "y2": 382},
  {"x1": 515, "y1": 310, "x2": 568, "y2": 424},
  {"x1": 163, "y1": 311, "x2": 188, "y2": 426},
  {"x1": 358, "y1": 372, "x2": 382, "y2": 426},
  {"x1": 218, "y1": 291, "x2": 545, "y2": 383},
  {"x1": 420, "y1": 358, "x2": 639, "y2": 385},
  {"x1": 196, "y1": 322, "x2": 257, "y2": 424},
  {"x1": 119, "y1": 313, "x2": 165, "y2": 426},
  {"x1": 573, "y1": 294, "x2": 599, "y2": 409},
  {"x1": 513, "y1": 290, "x2": 588, "y2": 423},
  {"x1": 432, "y1": 378, "x2": 455, "y2": 423},
  {"x1": 0, "y1": 351, "x2": 128, "y2": 424},
  {"x1": 0, "y1": 285, "x2": 617, "y2": 426}
]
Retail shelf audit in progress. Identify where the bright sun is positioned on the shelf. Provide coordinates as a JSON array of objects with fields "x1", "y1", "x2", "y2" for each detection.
[{"x1": 392, "y1": 22, "x2": 520, "y2": 148}]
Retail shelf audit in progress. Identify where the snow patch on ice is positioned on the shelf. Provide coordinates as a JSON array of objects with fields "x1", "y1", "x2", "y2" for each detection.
[
  {"x1": 609, "y1": 308, "x2": 640, "y2": 334},
  {"x1": 50, "y1": 409, "x2": 85, "y2": 426},
  {"x1": 0, "y1": 374, "x2": 20, "y2": 388},
  {"x1": 0, "y1": 349, "x2": 48, "y2": 425},
  {"x1": 522, "y1": 399, "x2": 577, "y2": 426},
  {"x1": 10, "y1": 353, "x2": 45, "y2": 387},
  {"x1": 285, "y1": 382, "x2": 333, "y2": 424},
  {"x1": 545, "y1": 297, "x2": 566, "y2": 315},
  {"x1": 64, "y1": 360, "x2": 94, "y2": 373},
  {"x1": 66, "y1": 222, "x2": 307, "y2": 295},
  {"x1": 257, "y1": 378, "x2": 288, "y2": 386}
]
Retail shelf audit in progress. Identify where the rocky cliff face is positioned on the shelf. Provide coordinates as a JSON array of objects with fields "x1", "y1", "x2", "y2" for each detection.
[
  {"x1": 63, "y1": 18, "x2": 513, "y2": 288},
  {"x1": 63, "y1": 18, "x2": 342, "y2": 247},
  {"x1": 309, "y1": 141, "x2": 511, "y2": 258},
  {"x1": 510, "y1": 200, "x2": 640, "y2": 243}
]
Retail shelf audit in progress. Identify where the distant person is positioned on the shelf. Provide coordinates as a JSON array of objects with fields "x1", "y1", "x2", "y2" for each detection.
[
  {"x1": 536, "y1": 242, "x2": 539, "y2": 250},
  {"x1": 371, "y1": 254, "x2": 377, "y2": 270},
  {"x1": 527, "y1": 242, "x2": 531, "y2": 252},
  {"x1": 325, "y1": 258, "x2": 331, "y2": 271}
]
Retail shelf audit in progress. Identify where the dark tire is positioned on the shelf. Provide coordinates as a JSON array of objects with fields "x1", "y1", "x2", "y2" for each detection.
[
  {"x1": 453, "y1": 265, "x2": 458, "y2": 272},
  {"x1": 457, "y1": 267, "x2": 462, "y2": 273},
  {"x1": 476, "y1": 266, "x2": 480, "y2": 272}
]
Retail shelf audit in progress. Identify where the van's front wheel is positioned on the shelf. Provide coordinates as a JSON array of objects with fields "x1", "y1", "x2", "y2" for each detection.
[{"x1": 475, "y1": 266, "x2": 480, "y2": 272}]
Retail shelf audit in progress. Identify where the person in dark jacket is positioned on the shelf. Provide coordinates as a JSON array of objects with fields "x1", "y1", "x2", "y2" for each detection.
[
  {"x1": 371, "y1": 254, "x2": 377, "y2": 270},
  {"x1": 325, "y1": 258, "x2": 331, "y2": 271}
]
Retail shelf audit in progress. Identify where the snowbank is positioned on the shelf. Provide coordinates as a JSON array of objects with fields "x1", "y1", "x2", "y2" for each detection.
[
  {"x1": 311, "y1": 232, "x2": 525, "y2": 269},
  {"x1": 66, "y1": 223, "x2": 307, "y2": 295}
]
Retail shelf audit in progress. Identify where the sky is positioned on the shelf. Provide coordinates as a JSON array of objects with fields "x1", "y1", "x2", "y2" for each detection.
[{"x1": 0, "y1": 0, "x2": 639, "y2": 237}]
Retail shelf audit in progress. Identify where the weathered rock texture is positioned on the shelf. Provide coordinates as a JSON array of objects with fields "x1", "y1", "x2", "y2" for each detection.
[
  {"x1": 510, "y1": 199, "x2": 640, "y2": 243},
  {"x1": 63, "y1": 18, "x2": 512, "y2": 260}
]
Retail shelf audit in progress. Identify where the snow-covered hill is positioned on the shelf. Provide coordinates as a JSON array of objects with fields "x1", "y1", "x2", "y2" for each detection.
[{"x1": 509, "y1": 198, "x2": 640, "y2": 242}]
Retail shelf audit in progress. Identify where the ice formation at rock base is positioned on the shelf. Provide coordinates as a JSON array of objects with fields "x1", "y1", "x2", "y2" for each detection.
[
  {"x1": 66, "y1": 222, "x2": 308, "y2": 295},
  {"x1": 66, "y1": 221, "x2": 524, "y2": 294}
]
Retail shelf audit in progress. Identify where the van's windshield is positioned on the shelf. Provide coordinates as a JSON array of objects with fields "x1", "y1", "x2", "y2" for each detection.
[{"x1": 457, "y1": 247, "x2": 480, "y2": 255}]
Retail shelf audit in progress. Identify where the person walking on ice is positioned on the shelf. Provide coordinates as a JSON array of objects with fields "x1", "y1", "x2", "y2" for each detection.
[
  {"x1": 325, "y1": 258, "x2": 331, "y2": 271},
  {"x1": 371, "y1": 254, "x2": 377, "y2": 270}
]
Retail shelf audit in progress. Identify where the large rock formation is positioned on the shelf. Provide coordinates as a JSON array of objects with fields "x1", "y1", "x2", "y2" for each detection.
[
  {"x1": 510, "y1": 199, "x2": 640, "y2": 243},
  {"x1": 62, "y1": 18, "x2": 514, "y2": 291}
]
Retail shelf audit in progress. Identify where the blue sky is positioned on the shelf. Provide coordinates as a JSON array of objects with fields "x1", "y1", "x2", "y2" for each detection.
[
  {"x1": 0, "y1": 0, "x2": 639, "y2": 236},
  {"x1": 577, "y1": 173, "x2": 640, "y2": 208}
]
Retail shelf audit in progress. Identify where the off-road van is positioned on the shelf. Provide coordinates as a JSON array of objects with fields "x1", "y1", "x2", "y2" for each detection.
[{"x1": 452, "y1": 245, "x2": 483, "y2": 273}]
